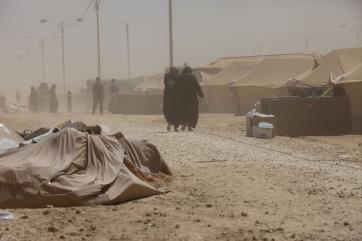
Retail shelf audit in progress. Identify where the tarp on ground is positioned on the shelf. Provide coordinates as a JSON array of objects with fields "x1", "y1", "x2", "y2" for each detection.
[
  {"x1": 0, "y1": 128, "x2": 171, "y2": 208},
  {"x1": 294, "y1": 48, "x2": 362, "y2": 87},
  {"x1": 0, "y1": 123, "x2": 24, "y2": 155}
]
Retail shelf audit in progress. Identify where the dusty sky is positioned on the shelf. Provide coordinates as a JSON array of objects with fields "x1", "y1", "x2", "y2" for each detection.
[{"x1": 0, "y1": 0, "x2": 361, "y2": 100}]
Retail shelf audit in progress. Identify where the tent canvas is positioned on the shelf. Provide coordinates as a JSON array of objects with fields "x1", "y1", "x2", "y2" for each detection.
[
  {"x1": 0, "y1": 127, "x2": 171, "y2": 208},
  {"x1": 231, "y1": 56, "x2": 316, "y2": 115}
]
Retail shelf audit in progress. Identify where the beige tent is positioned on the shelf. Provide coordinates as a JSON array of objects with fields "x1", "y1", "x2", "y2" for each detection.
[
  {"x1": 203, "y1": 60, "x2": 261, "y2": 113},
  {"x1": 296, "y1": 48, "x2": 362, "y2": 87},
  {"x1": 231, "y1": 55, "x2": 316, "y2": 115},
  {"x1": 0, "y1": 127, "x2": 171, "y2": 208},
  {"x1": 338, "y1": 64, "x2": 362, "y2": 132}
]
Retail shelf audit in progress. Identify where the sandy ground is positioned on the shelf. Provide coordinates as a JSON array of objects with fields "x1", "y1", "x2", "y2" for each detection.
[{"x1": 0, "y1": 112, "x2": 361, "y2": 241}]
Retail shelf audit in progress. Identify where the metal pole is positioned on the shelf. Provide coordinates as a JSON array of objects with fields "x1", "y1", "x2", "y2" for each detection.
[
  {"x1": 356, "y1": 26, "x2": 360, "y2": 48},
  {"x1": 126, "y1": 23, "x2": 131, "y2": 78},
  {"x1": 95, "y1": 0, "x2": 101, "y2": 79},
  {"x1": 168, "y1": 0, "x2": 174, "y2": 67},
  {"x1": 60, "y1": 22, "x2": 66, "y2": 94},
  {"x1": 27, "y1": 50, "x2": 31, "y2": 84},
  {"x1": 41, "y1": 38, "x2": 45, "y2": 82},
  {"x1": 304, "y1": 36, "x2": 309, "y2": 53}
]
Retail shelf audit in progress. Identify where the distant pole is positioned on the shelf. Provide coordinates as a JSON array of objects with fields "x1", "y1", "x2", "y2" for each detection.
[
  {"x1": 356, "y1": 26, "x2": 360, "y2": 47},
  {"x1": 27, "y1": 50, "x2": 31, "y2": 84},
  {"x1": 126, "y1": 22, "x2": 131, "y2": 78},
  {"x1": 168, "y1": 0, "x2": 174, "y2": 67},
  {"x1": 304, "y1": 36, "x2": 309, "y2": 53},
  {"x1": 60, "y1": 22, "x2": 66, "y2": 94},
  {"x1": 18, "y1": 56, "x2": 23, "y2": 83},
  {"x1": 95, "y1": 0, "x2": 101, "y2": 79},
  {"x1": 41, "y1": 38, "x2": 45, "y2": 82}
]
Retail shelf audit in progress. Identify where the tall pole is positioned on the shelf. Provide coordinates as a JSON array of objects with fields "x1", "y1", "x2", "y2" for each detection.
[
  {"x1": 60, "y1": 22, "x2": 66, "y2": 94},
  {"x1": 18, "y1": 56, "x2": 23, "y2": 83},
  {"x1": 126, "y1": 22, "x2": 131, "y2": 78},
  {"x1": 168, "y1": 0, "x2": 174, "y2": 67},
  {"x1": 304, "y1": 36, "x2": 309, "y2": 53},
  {"x1": 27, "y1": 50, "x2": 31, "y2": 84},
  {"x1": 41, "y1": 38, "x2": 45, "y2": 82},
  {"x1": 95, "y1": 0, "x2": 101, "y2": 79},
  {"x1": 356, "y1": 26, "x2": 360, "y2": 47}
]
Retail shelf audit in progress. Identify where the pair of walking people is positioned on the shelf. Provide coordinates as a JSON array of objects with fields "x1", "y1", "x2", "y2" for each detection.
[{"x1": 163, "y1": 66, "x2": 204, "y2": 132}]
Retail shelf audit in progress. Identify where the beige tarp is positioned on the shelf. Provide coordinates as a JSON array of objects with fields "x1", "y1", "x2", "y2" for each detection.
[
  {"x1": 0, "y1": 128, "x2": 171, "y2": 208},
  {"x1": 232, "y1": 56, "x2": 316, "y2": 88},
  {"x1": 231, "y1": 56, "x2": 316, "y2": 115},
  {"x1": 297, "y1": 48, "x2": 362, "y2": 87},
  {"x1": 0, "y1": 123, "x2": 24, "y2": 155}
]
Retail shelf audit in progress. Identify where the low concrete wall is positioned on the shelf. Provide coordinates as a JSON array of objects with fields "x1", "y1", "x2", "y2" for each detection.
[
  {"x1": 110, "y1": 94, "x2": 163, "y2": 115},
  {"x1": 261, "y1": 96, "x2": 351, "y2": 136}
]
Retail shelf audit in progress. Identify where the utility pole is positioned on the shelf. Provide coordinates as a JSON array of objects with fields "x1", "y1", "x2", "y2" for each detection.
[
  {"x1": 60, "y1": 22, "x2": 66, "y2": 94},
  {"x1": 304, "y1": 36, "x2": 309, "y2": 54},
  {"x1": 168, "y1": 0, "x2": 174, "y2": 67},
  {"x1": 355, "y1": 26, "x2": 361, "y2": 47},
  {"x1": 40, "y1": 38, "x2": 45, "y2": 82},
  {"x1": 126, "y1": 22, "x2": 131, "y2": 78},
  {"x1": 95, "y1": 0, "x2": 101, "y2": 79},
  {"x1": 18, "y1": 56, "x2": 23, "y2": 83},
  {"x1": 27, "y1": 50, "x2": 31, "y2": 84}
]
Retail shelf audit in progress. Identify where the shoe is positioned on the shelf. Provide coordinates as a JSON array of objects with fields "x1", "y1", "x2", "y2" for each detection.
[
  {"x1": 181, "y1": 125, "x2": 186, "y2": 131},
  {"x1": 188, "y1": 127, "x2": 193, "y2": 131},
  {"x1": 174, "y1": 127, "x2": 179, "y2": 132},
  {"x1": 167, "y1": 124, "x2": 171, "y2": 131}
]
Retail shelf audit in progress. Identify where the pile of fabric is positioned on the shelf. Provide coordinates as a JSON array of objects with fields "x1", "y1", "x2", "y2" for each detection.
[{"x1": 0, "y1": 121, "x2": 171, "y2": 208}]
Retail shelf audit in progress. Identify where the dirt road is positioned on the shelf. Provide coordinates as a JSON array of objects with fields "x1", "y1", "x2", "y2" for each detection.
[{"x1": 0, "y1": 113, "x2": 361, "y2": 241}]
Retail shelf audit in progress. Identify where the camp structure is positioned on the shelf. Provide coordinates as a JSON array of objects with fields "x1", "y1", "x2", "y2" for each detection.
[
  {"x1": 231, "y1": 54, "x2": 317, "y2": 115},
  {"x1": 337, "y1": 63, "x2": 362, "y2": 132},
  {"x1": 0, "y1": 123, "x2": 171, "y2": 208},
  {"x1": 286, "y1": 48, "x2": 362, "y2": 132},
  {"x1": 203, "y1": 58, "x2": 262, "y2": 113},
  {"x1": 287, "y1": 48, "x2": 362, "y2": 95}
]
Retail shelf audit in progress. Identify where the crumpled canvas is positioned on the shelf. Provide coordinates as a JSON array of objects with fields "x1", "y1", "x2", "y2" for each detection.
[{"x1": 0, "y1": 128, "x2": 171, "y2": 208}]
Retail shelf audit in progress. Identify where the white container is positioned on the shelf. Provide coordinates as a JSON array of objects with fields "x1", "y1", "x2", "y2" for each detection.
[{"x1": 253, "y1": 125, "x2": 274, "y2": 139}]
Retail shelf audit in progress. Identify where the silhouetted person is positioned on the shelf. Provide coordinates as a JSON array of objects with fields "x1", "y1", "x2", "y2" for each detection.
[
  {"x1": 177, "y1": 66, "x2": 204, "y2": 131},
  {"x1": 109, "y1": 79, "x2": 119, "y2": 112},
  {"x1": 29, "y1": 86, "x2": 38, "y2": 112},
  {"x1": 67, "y1": 90, "x2": 72, "y2": 113},
  {"x1": 16, "y1": 89, "x2": 21, "y2": 104},
  {"x1": 163, "y1": 67, "x2": 180, "y2": 131},
  {"x1": 49, "y1": 84, "x2": 58, "y2": 113},
  {"x1": 92, "y1": 77, "x2": 104, "y2": 114}
]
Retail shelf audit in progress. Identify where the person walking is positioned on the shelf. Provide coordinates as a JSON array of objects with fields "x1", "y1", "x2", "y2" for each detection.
[
  {"x1": 163, "y1": 67, "x2": 180, "y2": 131},
  {"x1": 29, "y1": 86, "x2": 38, "y2": 112},
  {"x1": 49, "y1": 84, "x2": 58, "y2": 113},
  {"x1": 92, "y1": 77, "x2": 104, "y2": 114},
  {"x1": 109, "y1": 79, "x2": 119, "y2": 113},
  {"x1": 67, "y1": 90, "x2": 72, "y2": 113},
  {"x1": 177, "y1": 66, "x2": 204, "y2": 131}
]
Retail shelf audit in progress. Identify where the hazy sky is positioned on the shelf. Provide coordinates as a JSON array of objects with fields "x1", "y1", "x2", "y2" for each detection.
[{"x1": 0, "y1": 0, "x2": 361, "y2": 99}]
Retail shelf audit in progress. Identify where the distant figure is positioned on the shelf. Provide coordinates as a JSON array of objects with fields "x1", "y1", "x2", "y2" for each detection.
[
  {"x1": 67, "y1": 91, "x2": 72, "y2": 113},
  {"x1": 163, "y1": 67, "x2": 180, "y2": 131},
  {"x1": 178, "y1": 66, "x2": 204, "y2": 131},
  {"x1": 16, "y1": 89, "x2": 21, "y2": 104},
  {"x1": 49, "y1": 84, "x2": 58, "y2": 113},
  {"x1": 109, "y1": 79, "x2": 119, "y2": 112},
  {"x1": 92, "y1": 77, "x2": 104, "y2": 114},
  {"x1": 29, "y1": 86, "x2": 38, "y2": 112}
]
